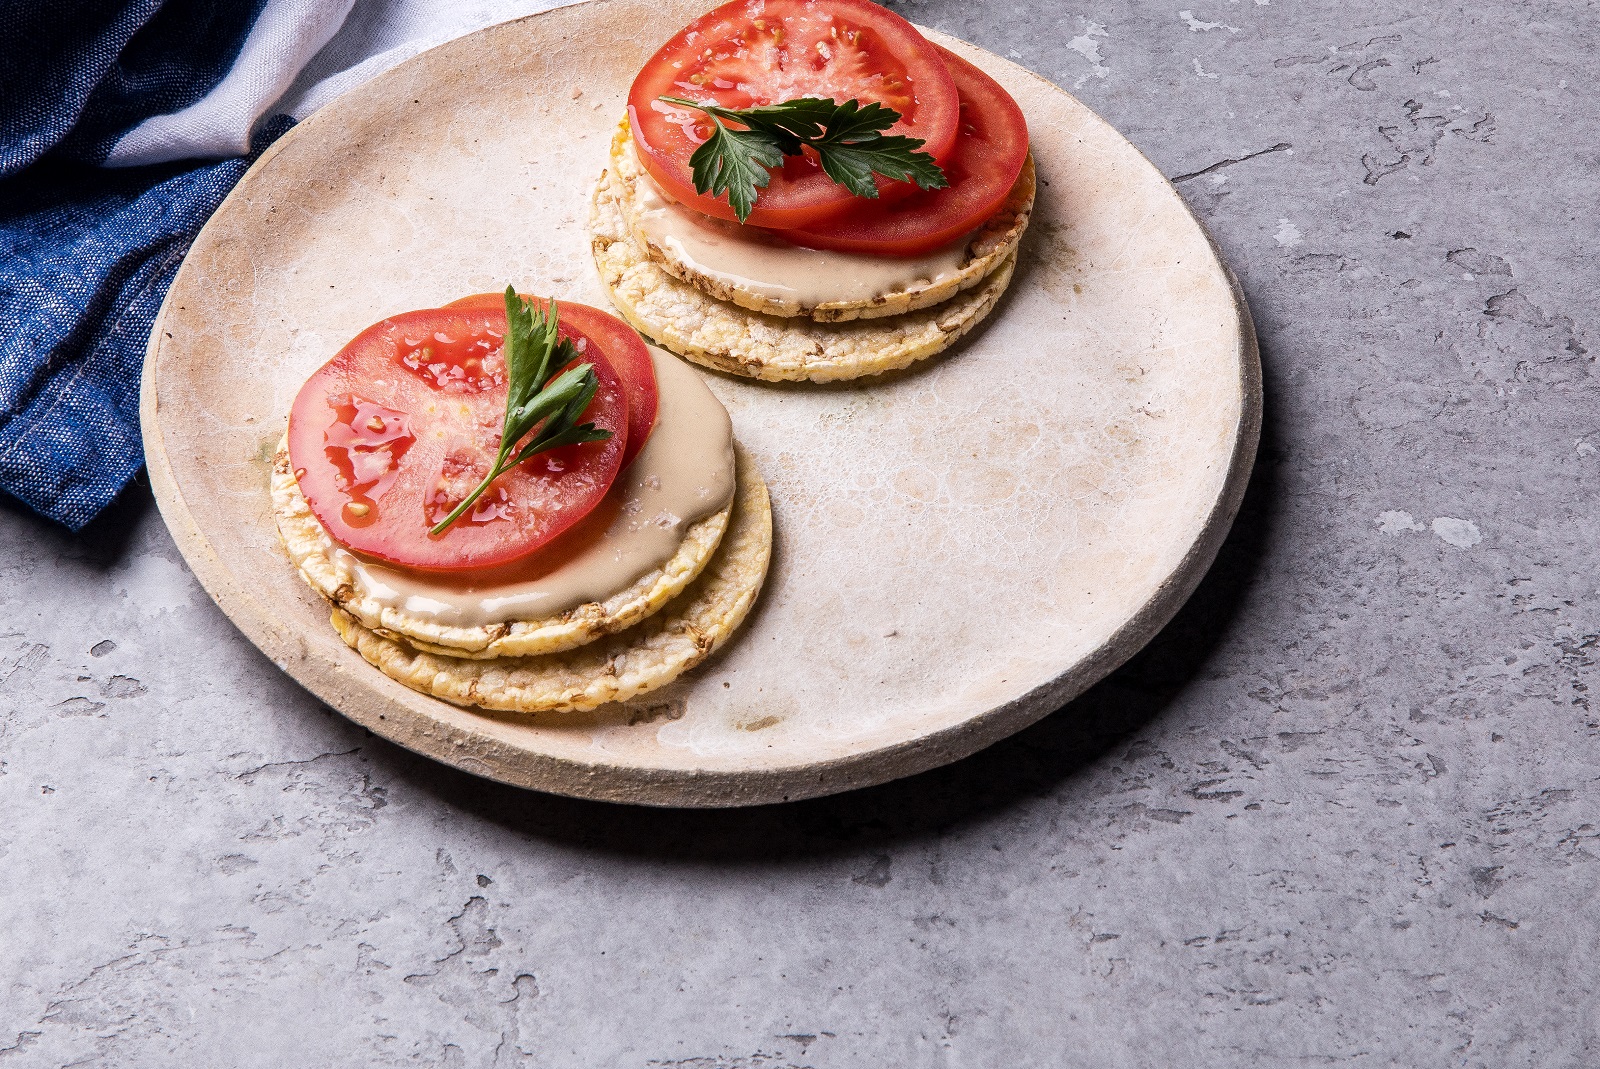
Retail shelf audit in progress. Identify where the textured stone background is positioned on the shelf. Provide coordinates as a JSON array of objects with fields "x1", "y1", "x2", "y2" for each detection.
[{"x1": 4, "y1": 1, "x2": 1597, "y2": 1065}]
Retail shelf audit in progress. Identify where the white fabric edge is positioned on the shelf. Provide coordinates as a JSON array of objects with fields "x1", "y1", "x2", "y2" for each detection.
[{"x1": 105, "y1": 0, "x2": 357, "y2": 167}]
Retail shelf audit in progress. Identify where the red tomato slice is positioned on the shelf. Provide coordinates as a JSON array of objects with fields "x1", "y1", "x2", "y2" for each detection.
[
  {"x1": 628, "y1": 0, "x2": 961, "y2": 229},
  {"x1": 445, "y1": 295, "x2": 657, "y2": 468},
  {"x1": 287, "y1": 305, "x2": 628, "y2": 574},
  {"x1": 786, "y1": 46, "x2": 1029, "y2": 257}
]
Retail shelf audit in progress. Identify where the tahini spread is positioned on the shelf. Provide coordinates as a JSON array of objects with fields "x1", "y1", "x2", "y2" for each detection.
[
  {"x1": 631, "y1": 169, "x2": 972, "y2": 314},
  {"x1": 331, "y1": 347, "x2": 734, "y2": 626}
]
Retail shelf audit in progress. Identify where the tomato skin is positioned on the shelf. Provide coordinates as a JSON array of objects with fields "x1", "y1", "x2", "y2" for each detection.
[
  {"x1": 445, "y1": 295, "x2": 657, "y2": 468},
  {"x1": 628, "y1": 0, "x2": 961, "y2": 229},
  {"x1": 287, "y1": 306, "x2": 628, "y2": 574},
  {"x1": 785, "y1": 46, "x2": 1029, "y2": 258}
]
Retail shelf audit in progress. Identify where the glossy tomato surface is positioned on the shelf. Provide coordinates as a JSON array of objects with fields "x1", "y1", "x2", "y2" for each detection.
[
  {"x1": 628, "y1": 0, "x2": 960, "y2": 229},
  {"x1": 446, "y1": 295, "x2": 657, "y2": 467},
  {"x1": 786, "y1": 45, "x2": 1029, "y2": 257},
  {"x1": 287, "y1": 306, "x2": 628, "y2": 574}
]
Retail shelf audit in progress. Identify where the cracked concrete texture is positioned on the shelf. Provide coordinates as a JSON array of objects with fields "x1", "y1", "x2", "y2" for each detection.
[{"x1": 3, "y1": 0, "x2": 1598, "y2": 1065}]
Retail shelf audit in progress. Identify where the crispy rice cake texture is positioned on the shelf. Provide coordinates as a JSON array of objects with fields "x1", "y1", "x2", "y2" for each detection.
[
  {"x1": 590, "y1": 147, "x2": 1024, "y2": 384},
  {"x1": 608, "y1": 120, "x2": 1035, "y2": 323},
  {"x1": 272, "y1": 437, "x2": 734, "y2": 660},
  {"x1": 329, "y1": 447, "x2": 773, "y2": 714}
]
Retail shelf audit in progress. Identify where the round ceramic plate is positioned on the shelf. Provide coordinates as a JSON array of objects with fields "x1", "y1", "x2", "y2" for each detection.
[{"x1": 141, "y1": 0, "x2": 1260, "y2": 807}]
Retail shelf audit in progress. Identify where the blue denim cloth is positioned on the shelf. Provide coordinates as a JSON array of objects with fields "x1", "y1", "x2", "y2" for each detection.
[{"x1": 0, "y1": 0, "x2": 290, "y2": 529}]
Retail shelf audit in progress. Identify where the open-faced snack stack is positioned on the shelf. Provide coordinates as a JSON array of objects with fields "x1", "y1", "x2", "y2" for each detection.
[
  {"x1": 590, "y1": 0, "x2": 1033, "y2": 383},
  {"x1": 271, "y1": 289, "x2": 771, "y2": 713}
]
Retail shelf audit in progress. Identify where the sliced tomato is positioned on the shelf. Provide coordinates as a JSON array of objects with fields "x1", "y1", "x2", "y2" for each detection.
[
  {"x1": 786, "y1": 46, "x2": 1029, "y2": 257},
  {"x1": 628, "y1": 0, "x2": 961, "y2": 229},
  {"x1": 445, "y1": 295, "x2": 657, "y2": 467},
  {"x1": 287, "y1": 305, "x2": 628, "y2": 574}
]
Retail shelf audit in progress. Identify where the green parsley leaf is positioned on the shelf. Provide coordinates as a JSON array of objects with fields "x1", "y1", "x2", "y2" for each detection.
[
  {"x1": 657, "y1": 95, "x2": 949, "y2": 222},
  {"x1": 429, "y1": 286, "x2": 613, "y2": 537},
  {"x1": 690, "y1": 117, "x2": 785, "y2": 223},
  {"x1": 806, "y1": 97, "x2": 897, "y2": 141}
]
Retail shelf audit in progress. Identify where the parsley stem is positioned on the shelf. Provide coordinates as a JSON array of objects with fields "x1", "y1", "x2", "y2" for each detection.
[{"x1": 428, "y1": 454, "x2": 510, "y2": 537}]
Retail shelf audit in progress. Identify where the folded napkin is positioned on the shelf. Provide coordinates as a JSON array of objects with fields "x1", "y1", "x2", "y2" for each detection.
[{"x1": 1, "y1": 0, "x2": 567, "y2": 530}]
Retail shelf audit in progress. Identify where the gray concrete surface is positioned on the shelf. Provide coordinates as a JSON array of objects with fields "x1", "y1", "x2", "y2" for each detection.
[{"x1": 4, "y1": 1, "x2": 1597, "y2": 1064}]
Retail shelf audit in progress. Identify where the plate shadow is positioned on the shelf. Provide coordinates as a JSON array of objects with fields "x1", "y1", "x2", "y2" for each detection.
[{"x1": 370, "y1": 336, "x2": 1284, "y2": 862}]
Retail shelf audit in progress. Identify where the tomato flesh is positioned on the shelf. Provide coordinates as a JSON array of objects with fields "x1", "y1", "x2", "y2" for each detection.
[
  {"x1": 446, "y1": 295, "x2": 657, "y2": 468},
  {"x1": 786, "y1": 46, "x2": 1029, "y2": 257},
  {"x1": 628, "y1": 0, "x2": 961, "y2": 229},
  {"x1": 287, "y1": 306, "x2": 628, "y2": 574}
]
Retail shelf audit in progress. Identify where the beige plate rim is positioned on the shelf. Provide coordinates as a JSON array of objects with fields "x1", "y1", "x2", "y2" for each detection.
[{"x1": 139, "y1": 0, "x2": 1262, "y2": 808}]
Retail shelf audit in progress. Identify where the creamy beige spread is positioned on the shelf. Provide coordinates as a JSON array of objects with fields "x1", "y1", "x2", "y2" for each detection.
[
  {"x1": 631, "y1": 168, "x2": 972, "y2": 313},
  {"x1": 331, "y1": 347, "x2": 735, "y2": 626}
]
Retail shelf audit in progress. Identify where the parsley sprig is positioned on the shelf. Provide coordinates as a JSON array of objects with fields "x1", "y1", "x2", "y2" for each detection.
[
  {"x1": 656, "y1": 95, "x2": 949, "y2": 222},
  {"x1": 429, "y1": 287, "x2": 612, "y2": 536}
]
